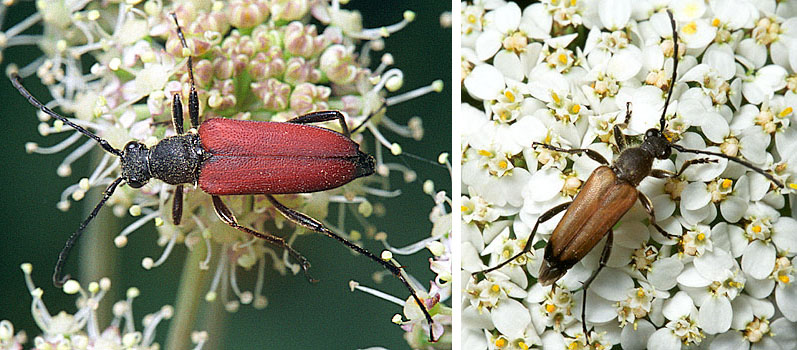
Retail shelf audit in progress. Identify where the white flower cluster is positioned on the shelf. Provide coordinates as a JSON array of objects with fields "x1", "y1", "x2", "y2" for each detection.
[
  {"x1": 4, "y1": 264, "x2": 207, "y2": 350},
  {"x1": 462, "y1": 1, "x2": 797, "y2": 349}
]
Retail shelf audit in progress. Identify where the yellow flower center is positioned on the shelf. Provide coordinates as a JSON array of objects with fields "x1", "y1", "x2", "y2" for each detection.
[
  {"x1": 478, "y1": 149, "x2": 493, "y2": 157},
  {"x1": 779, "y1": 275, "x2": 790, "y2": 283},
  {"x1": 545, "y1": 304, "x2": 556, "y2": 313},
  {"x1": 504, "y1": 90, "x2": 515, "y2": 103},
  {"x1": 752, "y1": 225, "x2": 762, "y2": 233},
  {"x1": 721, "y1": 179, "x2": 733, "y2": 189},
  {"x1": 711, "y1": 18, "x2": 721, "y2": 27},
  {"x1": 495, "y1": 338, "x2": 507, "y2": 347},
  {"x1": 683, "y1": 22, "x2": 698, "y2": 35},
  {"x1": 779, "y1": 107, "x2": 793, "y2": 118}
]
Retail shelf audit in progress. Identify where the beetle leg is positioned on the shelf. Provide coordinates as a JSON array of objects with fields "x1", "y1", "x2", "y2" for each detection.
[
  {"x1": 172, "y1": 94, "x2": 185, "y2": 134},
  {"x1": 169, "y1": 13, "x2": 200, "y2": 129},
  {"x1": 210, "y1": 195, "x2": 317, "y2": 283},
  {"x1": 265, "y1": 194, "x2": 437, "y2": 341},
  {"x1": 637, "y1": 191, "x2": 678, "y2": 240},
  {"x1": 650, "y1": 157, "x2": 718, "y2": 179},
  {"x1": 172, "y1": 185, "x2": 184, "y2": 225},
  {"x1": 287, "y1": 110, "x2": 350, "y2": 137},
  {"x1": 613, "y1": 102, "x2": 631, "y2": 151},
  {"x1": 579, "y1": 229, "x2": 614, "y2": 343},
  {"x1": 532, "y1": 142, "x2": 610, "y2": 165},
  {"x1": 474, "y1": 201, "x2": 572, "y2": 275}
]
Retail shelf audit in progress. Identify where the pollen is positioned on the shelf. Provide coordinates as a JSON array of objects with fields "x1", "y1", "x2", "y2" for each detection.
[
  {"x1": 519, "y1": 341, "x2": 529, "y2": 350},
  {"x1": 545, "y1": 304, "x2": 556, "y2": 313},
  {"x1": 491, "y1": 284, "x2": 501, "y2": 293},
  {"x1": 498, "y1": 160, "x2": 508, "y2": 169},
  {"x1": 570, "y1": 0, "x2": 576, "y2": 6},
  {"x1": 752, "y1": 225, "x2": 762, "y2": 233},
  {"x1": 779, "y1": 275, "x2": 790, "y2": 283},
  {"x1": 478, "y1": 149, "x2": 493, "y2": 157},
  {"x1": 461, "y1": 205, "x2": 470, "y2": 212},
  {"x1": 697, "y1": 233, "x2": 705, "y2": 241},
  {"x1": 779, "y1": 107, "x2": 793, "y2": 117},
  {"x1": 721, "y1": 179, "x2": 733, "y2": 189},
  {"x1": 711, "y1": 18, "x2": 721, "y2": 27},
  {"x1": 467, "y1": 14, "x2": 476, "y2": 24},
  {"x1": 790, "y1": 183, "x2": 797, "y2": 190},
  {"x1": 504, "y1": 90, "x2": 515, "y2": 102},
  {"x1": 495, "y1": 338, "x2": 507, "y2": 347},
  {"x1": 552, "y1": 92, "x2": 561, "y2": 104},
  {"x1": 558, "y1": 53, "x2": 568, "y2": 64},
  {"x1": 637, "y1": 288, "x2": 645, "y2": 297},
  {"x1": 571, "y1": 105, "x2": 581, "y2": 114},
  {"x1": 683, "y1": 22, "x2": 698, "y2": 35}
]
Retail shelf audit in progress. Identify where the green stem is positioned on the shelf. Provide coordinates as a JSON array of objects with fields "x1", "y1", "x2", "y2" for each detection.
[{"x1": 165, "y1": 243, "x2": 209, "y2": 349}]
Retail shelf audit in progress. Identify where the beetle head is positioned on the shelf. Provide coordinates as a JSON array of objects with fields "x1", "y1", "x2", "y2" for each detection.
[
  {"x1": 642, "y1": 128, "x2": 672, "y2": 160},
  {"x1": 121, "y1": 141, "x2": 152, "y2": 188}
]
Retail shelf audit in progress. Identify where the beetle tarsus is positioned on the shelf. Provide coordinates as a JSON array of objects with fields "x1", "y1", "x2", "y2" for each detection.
[
  {"x1": 265, "y1": 194, "x2": 437, "y2": 342},
  {"x1": 532, "y1": 142, "x2": 610, "y2": 166},
  {"x1": 473, "y1": 201, "x2": 572, "y2": 276}
]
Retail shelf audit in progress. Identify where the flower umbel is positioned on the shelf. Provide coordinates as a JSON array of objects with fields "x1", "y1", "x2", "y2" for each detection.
[{"x1": 463, "y1": 1, "x2": 797, "y2": 350}]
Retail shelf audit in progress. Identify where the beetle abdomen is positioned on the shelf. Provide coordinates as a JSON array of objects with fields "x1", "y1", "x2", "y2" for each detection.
[
  {"x1": 197, "y1": 118, "x2": 374, "y2": 195},
  {"x1": 539, "y1": 166, "x2": 637, "y2": 285}
]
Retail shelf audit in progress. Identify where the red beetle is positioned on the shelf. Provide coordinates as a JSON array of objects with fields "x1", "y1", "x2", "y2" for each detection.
[{"x1": 9, "y1": 13, "x2": 435, "y2": 341}]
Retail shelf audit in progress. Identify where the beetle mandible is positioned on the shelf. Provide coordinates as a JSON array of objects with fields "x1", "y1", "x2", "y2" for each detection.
[
  {"x1": 473, "y1": 9, "x2": 785, "y2": 341},
  {"x1": 10, "y1": 12, "x2": 436, "y2": 341}
]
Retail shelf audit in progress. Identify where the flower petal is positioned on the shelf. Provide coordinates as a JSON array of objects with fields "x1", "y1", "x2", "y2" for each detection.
[
  {"x1": 772, "y1": 217, "x2": 797, "y2": 256},
  {"x1": 491, "y1": 298, "x2": 531, "y2": 338},
  {"x1": 741, "y1": 240, "x2": 776, "y2": 280},
  {"x1": 698, "y1": 296, "x2": 732, "y2": 334},
  {"x1": 465, "y1": 64, "x2": 505, "y2": 100},
  {"x1": 776, "y1": 282, "x2": 797, "y2": 322}
]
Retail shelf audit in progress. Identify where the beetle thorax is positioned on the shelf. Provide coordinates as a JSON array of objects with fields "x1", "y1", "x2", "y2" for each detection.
[
  {"x1": 148, "y1": 134, "x2": 206, "y2": 185},
  {"x1": 612, "y1": 147, "x2": 654, "y2": 186}
]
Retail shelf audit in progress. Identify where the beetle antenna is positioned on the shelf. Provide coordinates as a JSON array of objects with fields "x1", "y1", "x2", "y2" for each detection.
[
  {"x1": 53, "y1": 177, "x2": 125, "y2": 287},
  {"x1": 399, "y1": 151, "x2": 447, "y2": 169},
  {"x1": 351, "y1": 105, "x2": 388, "y2": 134},
  {"x1": 9, "y1": 72, "x2": 123, "y2": 157},
  {"x1": 669, "y1": 144, "x2": 784, "y2": 188},
  {"x1": 661, "y1": 9, "x2": 679, "y2": 133},
  {"x1": 169, "y1": 12, "x2": 200, "y2": 128}
]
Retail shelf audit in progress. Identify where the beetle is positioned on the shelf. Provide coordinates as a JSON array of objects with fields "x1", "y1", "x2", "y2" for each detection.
[
  {"x1": 474, "y1": 10, "x2": 784, "y2": 341},
  {"x1": 10, "y1": 13, "x2": 436, "y2": 341}
]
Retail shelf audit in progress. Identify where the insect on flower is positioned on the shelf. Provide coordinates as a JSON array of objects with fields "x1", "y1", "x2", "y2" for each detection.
[
  {"x1": 9, "y1": 12, "x2": 437, "y2": 341},
  {"x1": 473, "y1": 9, "x2": 785, "y2": 342}
]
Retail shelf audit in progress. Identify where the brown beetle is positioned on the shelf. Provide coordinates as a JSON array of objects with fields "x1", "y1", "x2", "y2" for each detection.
[{"x1": 474, "y1": 9, "x2": 785, "y2": 340}]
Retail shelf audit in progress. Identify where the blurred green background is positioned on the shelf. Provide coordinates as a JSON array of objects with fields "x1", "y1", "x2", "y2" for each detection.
[{"x1": 0, "y1": 1, "x2": 451, "y2": 349}]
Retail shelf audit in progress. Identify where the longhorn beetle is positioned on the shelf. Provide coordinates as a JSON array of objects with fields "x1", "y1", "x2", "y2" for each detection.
[
  {"x1": 474, "y1": 10, "x2": 784, "y2": 341},
  {"x1": 11, "y1": 13, "x2": 436, "y2": 341}
]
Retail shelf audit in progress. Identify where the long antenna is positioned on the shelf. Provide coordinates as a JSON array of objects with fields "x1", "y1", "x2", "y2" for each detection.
[
  {"x1": 53, "y1": 177, "x2": 125, "y2": 286},
  {"x1": 9, "y1": 71, "x2": 122, "y2": 157},
  {"x1": 660, "y1": 10, "x2": 679, "y2": 133},
  {"x1": 670, "y1": 144, "x2": 784, "y2": 188}
]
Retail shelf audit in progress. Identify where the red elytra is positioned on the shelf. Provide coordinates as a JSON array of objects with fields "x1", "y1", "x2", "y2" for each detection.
[{"x1": 198, "y1": 118, "x2": 374, "y2": 195}]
